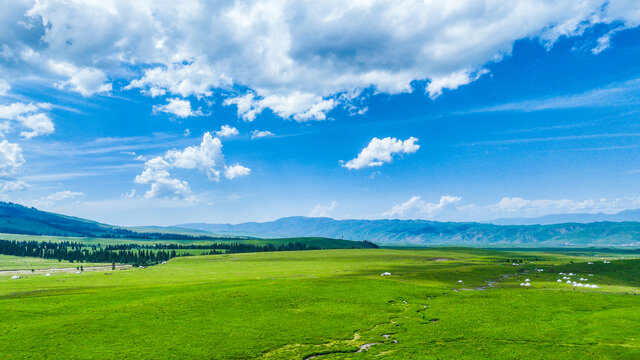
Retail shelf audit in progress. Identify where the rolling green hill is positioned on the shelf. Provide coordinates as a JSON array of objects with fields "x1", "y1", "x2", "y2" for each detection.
[
  {"x1": 0, "y1": 202, "x2": 231, "y2": 240},
  {"x1": 0, "y1": 202, "x2": 123, "y2": 237}
]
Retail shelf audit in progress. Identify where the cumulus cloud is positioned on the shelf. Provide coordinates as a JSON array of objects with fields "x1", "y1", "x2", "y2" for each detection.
[
  {"x1": 487, "y1": 197, "x2": 602, "y2": 217},
  {"x1": 1, "y1": 1, "x2": 636, "y2": 121},
  {"x1": 224, "y1": 164, "x2": 251, "y2": 180},
  {"x1": 309, "y1": 201, "x2": 337, "y2": 217},
  {"x1": 384, "y1": 196, "x2": 461, "y2": 219},
  {"x1": 383, "y1": 195, "x2": 640, "y2": 221},
  {"x1": 135, "y1": 132, "x2": 249, "y2": 200},
  {"x1": 0, "y1": 140, "x2": 24, "y2": 176},
  {"x1": 48, "y1": 61, "x2": 112, "y2": 96},
  {"x1": 153, "y1": 98, "x2": 202, "y2": 118},
  {"x1": 225, "y1": 92, "x2": 337, "y2": 121},
  {"x1": 17, "y1": 113, "x2": 55, "y2": 139},
  {"x1": 426, "y1": 69, "x2": 488, "y2": 99},
  {"x1": 135, "y1": 156, "x2": 194, "y2": 201},
  {"x1": 251, "y1": 130, "x2": 275, "y2": 139},
  {"x1": 0, "y1": 102, "x2": 54, "y2": 138},
  {"x1": 343, "y1": 137, "x2": 419, "y2": 170},
  {"x1": 215, "y1": 125, "x2": 239, "y2": 138}
]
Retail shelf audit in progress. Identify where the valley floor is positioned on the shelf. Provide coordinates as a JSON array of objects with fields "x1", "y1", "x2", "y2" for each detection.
[{"x1": 0, "y1": 248, "x2": 639, "y2": 359}]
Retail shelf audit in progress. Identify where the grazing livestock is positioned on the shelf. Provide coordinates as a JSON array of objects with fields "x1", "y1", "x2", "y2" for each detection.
[
  {"x1": 381, "y1": 272, "x2": 391, "y2": 276},
  {"x1": 11, "y1": 275, "x2": 21, "y2": 279}
]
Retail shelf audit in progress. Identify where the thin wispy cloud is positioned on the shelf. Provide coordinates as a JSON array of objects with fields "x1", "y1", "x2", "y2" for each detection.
[
  {"x1": 465, "y1": 133, "x2": 640, "y2": 147},
  {"x1": 470, "y1": 78, "x2": 640, "y2": 113}
]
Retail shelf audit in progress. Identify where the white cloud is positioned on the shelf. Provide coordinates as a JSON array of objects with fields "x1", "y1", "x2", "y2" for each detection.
[
  {"x1": 122, "y1": 189, "x2": 136, "y2": 199},
  {"x1": 384, "y1": 196, "x2": 461, "y2": 219},
  {"x1": 32, "y1": 190, "x2": 84, "y2": 207},
  {"x1": 0, "y1": 180, "x2": 28, "y2": 193},
  {"x1": 343, "y1": 137, "x2": 419, "y2": 170},
  {"x1": 309, "y1": 201, "x2": 337, "y2": 217},
  {"x1": 0, "y1": 79, "x2": 9, "y2": 96},
  {"x1": 3, "y1": 0, "x2": 635, "y2": 121},
  {"x1": 224, "y1": 92, "x2": 337, "y2": 122},
  {"x1": 224, "y1": 164, "x2": 251, "y2": 180},
  {"x1": 135, "y1": 132, "x2": 249, "y2": 199},
  {"x1": 383, "y1": 195, "x2": 640, "y2": 221},
  {"x1": 487, "y1": 197, "x2": 602, "y2": 217},
  {"x1": 0, "y1": 140, "x2": 24, "y2": 176},
  {"x1": 251, "y1": 130, "x2": 275, "y2": 139},
  {"x1": 142, "y1": 176, "x2": 193, "y2": 201},
  {"x1": 153, "y1": 98, "x2": 202, "y2": 118},
  {"x1": 17, "y1": 113, "x2": 55, "y2": 138},
  {"x1": 215, "y1": 125, "x2": 239, "y2": 138},
  {"x1": 134, "y1": 156, "x2": 195, "y2": 201},
  {"x1": 223, "y1": 93, "x2": 261, "y2": 122},
  {"x1": 165, "y1": 132, "x2": 223, "y2": 180},
  {"x1": 126, "y1": 59, "x2": 232, "y2": 98},
  {"x1": 426, "y1": 69, "x2": 488, "y2": 99},
  {"x1": 48, "y1": 60, "x2": 112, "y2": 97},
  {"x1": 0, "y1": 102, "x2": 55, "y2": 138}
]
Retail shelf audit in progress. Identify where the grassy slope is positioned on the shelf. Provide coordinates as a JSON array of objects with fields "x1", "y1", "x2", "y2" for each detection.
[
  {"x1": 0, "y1": 255, "x2": 107, "y2": 271},
  {"x1": 0, "y1": 248, "x2": 638, "y2": 359},
  {"x1": 0, "y1": 232, "x2": 374, "y2": 248}
]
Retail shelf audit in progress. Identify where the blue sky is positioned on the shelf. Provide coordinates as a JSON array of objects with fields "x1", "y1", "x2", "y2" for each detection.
[{"x1": 1, "y1": 1, "x2": 640, "y2": 225}]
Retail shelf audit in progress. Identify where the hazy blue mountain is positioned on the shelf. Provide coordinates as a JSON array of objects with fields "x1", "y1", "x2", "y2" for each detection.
[
  {"x1": 179, "y1": 216, "x2": 640, "y2": 246},
  {"x1": 2, "y1": 200, "x2": 640, "y2": 246},
  {"x1": 489, "y1": 209, "x2": 640, "y2": 225}
]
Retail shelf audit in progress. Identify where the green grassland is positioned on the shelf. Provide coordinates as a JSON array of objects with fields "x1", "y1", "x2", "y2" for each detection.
[
  {"x1": 0, "y1": 232, "x2": 373, "y2": 248},
  {"x1": 1, "y1": 248, "x2": 639, "y2": 359},
  {"x1": 0, "y1": 254, "x2": 107, "y2": 270}
]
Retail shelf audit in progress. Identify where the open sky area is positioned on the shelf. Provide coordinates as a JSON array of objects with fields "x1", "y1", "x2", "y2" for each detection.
[{"x1": 1, "y1": 1, "x2": 640, "y2": 225}]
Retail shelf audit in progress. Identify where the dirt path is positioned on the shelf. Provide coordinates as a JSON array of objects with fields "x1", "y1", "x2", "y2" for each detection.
[{"x1": 0, "y1": 264, "x2": 132, "y2": 275}]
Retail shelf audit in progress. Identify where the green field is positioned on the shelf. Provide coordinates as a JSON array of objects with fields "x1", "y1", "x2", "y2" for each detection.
[
  {"x1": 0, "y1": 232, "x2": 374, "y2": 248},
  {"x1": 0, "y1": 254, "x2": 107, "y2": 271},
  {"x1": 1, "y1": 247, "x2": 639, "y2": 359}
]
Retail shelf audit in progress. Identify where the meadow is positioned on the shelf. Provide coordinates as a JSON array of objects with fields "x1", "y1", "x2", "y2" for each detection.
[{"x1": 0, "y1": 247, "x2": 639, "y2": 359}]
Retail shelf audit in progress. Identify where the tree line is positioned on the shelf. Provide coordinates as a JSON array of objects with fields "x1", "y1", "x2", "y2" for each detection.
[{"x1": 0, "y1": 239, "x2": 368, "y2": 266}]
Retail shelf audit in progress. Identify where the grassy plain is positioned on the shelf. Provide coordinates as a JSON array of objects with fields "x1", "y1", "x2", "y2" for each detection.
[
  {"x1": 0, "y1": 232, "x2": 372, "y2": 248},
  {"x1": 0, "y1": 248, "x2": 638, "y2": 359},
  {"x1": 0, "y1": 254, "x2": 107, "y2": 270}
]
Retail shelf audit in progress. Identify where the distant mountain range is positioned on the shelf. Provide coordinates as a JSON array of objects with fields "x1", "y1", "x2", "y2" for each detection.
[
  {"x1": 1, "y1": 201, "x2": 640, "y2": 246},
  {"x1": 488, "y1": 209, "x2": 640, "y2": 225},
  {"x1": 179, "y1": 216, "x2": 640, "y2": 246}
]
